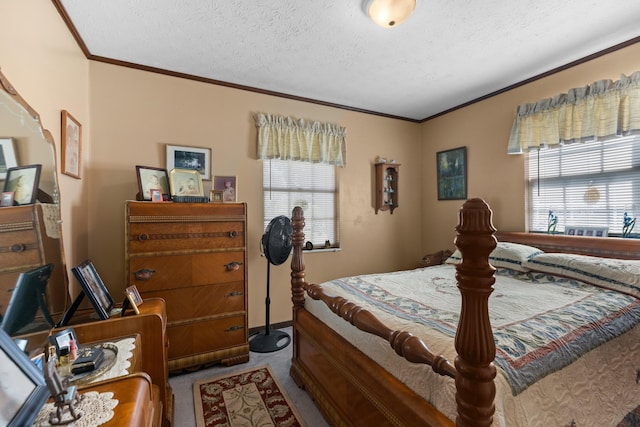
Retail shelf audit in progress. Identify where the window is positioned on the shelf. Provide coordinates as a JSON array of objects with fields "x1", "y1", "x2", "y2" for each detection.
[
  {"x1": 527, "y1": 135, "x2": 640, "y2": 236},
  {"x1": 263, "y1": 159, "x2": 339, "y2": 248}
]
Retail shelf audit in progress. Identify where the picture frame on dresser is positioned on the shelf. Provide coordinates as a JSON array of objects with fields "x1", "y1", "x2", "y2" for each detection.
[
  {"x1": 135, "y1": 165, "x2": 170, "y2": 201},
  {"x1": 2, "y1": 164, "x2": 42, "y2": 205},
  {"x1": 0, "y1": 329, "x2": 50, "y2": 427},
  {"x1": 71, "y1": 260, "x2": 115, "y2": 320},
  {"x1": 1, "y1": 191, "x2": 14, "y2": 207},
  {"x1": 213, "y1": 175, "x2": 237, "y2": 202},
  {"x1": 169, "y1": 168, "x2": 204, "y2": 197},
  {"x1": 124, "y1": 285, "x2": 143, "y2": 315}
]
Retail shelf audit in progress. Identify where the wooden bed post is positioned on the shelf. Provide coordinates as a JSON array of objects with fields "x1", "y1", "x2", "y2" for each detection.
[
  {"x1": 454, "y1": 198, "x2": 497, "y2": 427},
  {"x1": 290, "y1": 206, "x2": 306, "y2": 368}
]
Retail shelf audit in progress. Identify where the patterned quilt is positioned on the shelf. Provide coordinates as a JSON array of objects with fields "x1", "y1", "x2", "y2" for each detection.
[{"x1": 305, "y1": 264, "x2": 640, "y2": 426}]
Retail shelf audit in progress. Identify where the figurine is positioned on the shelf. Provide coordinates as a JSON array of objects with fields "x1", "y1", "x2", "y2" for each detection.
[{"x1": 44, "y1": 358, "x2": 84, "y2": 425}]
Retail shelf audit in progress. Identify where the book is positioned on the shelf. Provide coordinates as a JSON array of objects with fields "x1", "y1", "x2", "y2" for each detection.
[{"x1": 71, "y1": 346, "x2": 105, "y2": 374}]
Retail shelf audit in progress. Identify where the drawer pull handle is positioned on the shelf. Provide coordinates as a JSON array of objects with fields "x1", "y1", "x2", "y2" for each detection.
[
  {"x1": 224, "y1": 291, "x2": 243, "y2": 298},
  {"x1": 229, "y1": 230, "x2": 238, "y2": 238},
  {"x1": 10, "y1": 243, "x2": 25, "y2": 253},
  {"x1": 224, "y1": 261, "x2": 243, "y2": 271},
  {"x1": 225, "y1": 325, "x2": 244, "y2": 332},
  {"x1": 134, "y1": 268, "x2": 156, "y2": 281},
  {"x1": 138, "y1": 233, "x2": 149, "y2": 241}
]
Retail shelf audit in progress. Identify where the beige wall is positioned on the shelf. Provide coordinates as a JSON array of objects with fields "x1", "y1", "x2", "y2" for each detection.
[
  {"x1": 3, "y1": 1, "x2": 640, "y2": 328},
  {"x1": 420, "y1": 43, "x2": 640, "y2": 254},
  {"x1": 0, "y1": 0, "x2": 90, "y2": 298}
]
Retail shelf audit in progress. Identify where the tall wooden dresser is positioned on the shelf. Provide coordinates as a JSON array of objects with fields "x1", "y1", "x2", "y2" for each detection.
[{"x1": 125, "y1": 201, "x2": 249, "y2": 372}]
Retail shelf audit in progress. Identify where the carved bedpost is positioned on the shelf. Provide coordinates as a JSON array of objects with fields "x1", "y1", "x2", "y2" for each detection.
[
  {"x1": 290, "y1": 206, "x2": 306, "y2": 309},
  {"x1": 453, "y1": 198, "x2": 497, "y2": 427}
]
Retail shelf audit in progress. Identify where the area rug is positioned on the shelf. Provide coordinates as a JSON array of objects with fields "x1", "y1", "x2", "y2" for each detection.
[{"x1": 193, "y1": 365, "x2": 306, "y2": 427}]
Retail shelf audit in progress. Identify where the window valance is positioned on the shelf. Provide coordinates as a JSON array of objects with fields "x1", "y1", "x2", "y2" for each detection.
[
  {"x1": 254, "y1": 113, "x2": 347, "y2": 166},
  {"x1": 507, "y1": 71, "x2": 640, "y2": 154}
]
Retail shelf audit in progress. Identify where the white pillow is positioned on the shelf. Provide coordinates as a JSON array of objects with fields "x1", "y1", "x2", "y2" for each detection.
[
  {"x1": 522, "y1": 253, "x2": 640, "y2": 298},
  {"x1": 445, "y1": 242, "x2": 543, "y2": 272}
]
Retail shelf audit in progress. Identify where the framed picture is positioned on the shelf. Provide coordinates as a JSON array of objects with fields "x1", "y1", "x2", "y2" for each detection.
[
  {"x1": 213, "y1": 175, "x2": 237, "y2": 202},
  {"x1": 136, "y1": 165, "x2": 170, "y2": 201},
  {"x1": 0, "y1": 329, "x2": 50, "y2": 427},
  {"x1": 210, "y1": 189, "x2": 223, "y2": 203},
  {"x1": 169, "y1": 168, "x2": 204, "y2": 197},
  {"x1": 48, "y1": 327, "x2": 78, "y2": 354},
  {"x1": 61, "y1": 110, "x2": 82, "y2": 179},
  {"x1": 1, "y1": 191, "x2": 14, "y2": 207},
  {"x1": 437, "y1": 147, "x2": 467, "y2": 201},
  {"x1": 150, "y1": 189, "x2": 163, "y2": 202},
  {"x1": 0, "y1": 138, "x2": 18, "y2": 180},
  {"x1": 166, "y1": 144, "x2": 211, "y2": 180},
  {"x1": 124, "y1": 285, "x2": 143, "y2": 315},
  {"x1": 2, "y1": 164, "x2": 41, "y2": 205},
  {"x1": 71, "y1": 260, "x2": 115, "y2": 320}
]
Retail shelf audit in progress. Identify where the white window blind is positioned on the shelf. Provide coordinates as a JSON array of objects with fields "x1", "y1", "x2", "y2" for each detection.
[
  {"x1": 527, "y1": 135, "x2": 640, "y2": 235},
  {"x1": 263, "y1": 159, "x2": 339, "y2": 248}
]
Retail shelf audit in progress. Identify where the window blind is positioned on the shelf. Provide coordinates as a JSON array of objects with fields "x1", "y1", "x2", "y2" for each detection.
[
  {"x1": 263, "y1": 159, "x2": 339, "y2": 247},
  {"x1": 527, "y1": 135, "x2": 640, "y2": 235}
]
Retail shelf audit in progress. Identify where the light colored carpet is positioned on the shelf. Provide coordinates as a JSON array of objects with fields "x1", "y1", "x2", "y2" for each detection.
[{"x1": 169, "y1": 328, "x2": 328, "y2": 427}]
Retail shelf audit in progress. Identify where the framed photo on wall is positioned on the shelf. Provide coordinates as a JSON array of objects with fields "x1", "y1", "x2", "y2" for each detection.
[
  {"x1": 166, "y1": 144, "x2": 211, "y2": 180},
  {"x1": 436, "y1": 146, "x2": 467, "y2": 200},
  {"x1": 0, "y1": 138, "x2": 18, "y2": 180},
  {"x1": 2, "y1": 164, "x2": 42, "y2": 205},
  {"x1": 61, "y1": 110, "x2": 82, "y2": 179},
  {"x1": 213, "y1": 175, "x2": 237, "y2": 202}
]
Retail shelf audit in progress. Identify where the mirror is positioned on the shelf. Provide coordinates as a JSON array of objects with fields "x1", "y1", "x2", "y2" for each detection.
[{"x1": 0, "y1": 68, "x2": 68, "y2": 340}]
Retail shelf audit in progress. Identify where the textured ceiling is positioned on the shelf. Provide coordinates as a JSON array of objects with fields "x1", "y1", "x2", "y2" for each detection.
[{"x1": 57, "y1": 0, "x2": 640, "y2": 121}]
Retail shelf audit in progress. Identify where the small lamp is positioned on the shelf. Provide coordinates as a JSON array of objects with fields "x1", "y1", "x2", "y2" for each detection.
[{"x1": 364, "y1": 0, "x2": 416, "y2": 28}]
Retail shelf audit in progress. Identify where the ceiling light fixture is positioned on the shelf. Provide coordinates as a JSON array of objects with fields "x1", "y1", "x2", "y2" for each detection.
[{"x1": 364, "y1": 0, "x2": 416, "y2": 28}]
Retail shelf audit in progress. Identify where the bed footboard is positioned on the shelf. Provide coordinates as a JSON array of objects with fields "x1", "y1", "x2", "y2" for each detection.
[{"x1": 290, "y1": 199, "x2": 498, "y2": 427}]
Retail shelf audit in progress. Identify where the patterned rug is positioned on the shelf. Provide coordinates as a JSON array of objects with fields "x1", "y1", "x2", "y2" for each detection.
[{"x1": 193, "y1": 365, "x2": 306, "y2": 427}]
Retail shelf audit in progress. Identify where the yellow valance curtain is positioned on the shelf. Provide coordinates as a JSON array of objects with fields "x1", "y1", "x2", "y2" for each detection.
[
  {"x1": 507, "y1": 71, "x2": 640, "y2": 154},
  {"x1": 254, "y1": 113, "x2": 347, "y2": 166}
]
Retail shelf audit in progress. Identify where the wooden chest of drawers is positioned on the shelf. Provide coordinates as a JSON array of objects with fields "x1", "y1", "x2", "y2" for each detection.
[{"x1": 125, "y1": 201, "x2": 249, "y2": 372}]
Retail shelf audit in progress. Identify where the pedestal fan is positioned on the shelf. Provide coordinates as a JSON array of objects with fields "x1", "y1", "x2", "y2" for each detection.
[{"x1": 249, "y1": 215, "x2": 293, "y2": 353}]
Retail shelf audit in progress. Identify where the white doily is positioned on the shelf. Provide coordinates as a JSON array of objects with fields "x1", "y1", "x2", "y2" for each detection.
[
  {"x1": 32, "y1": 391, "x2": 118, "y2": 427},
  {"x1": 91, "y1": 338, "x2": 135, "y2": 383}
]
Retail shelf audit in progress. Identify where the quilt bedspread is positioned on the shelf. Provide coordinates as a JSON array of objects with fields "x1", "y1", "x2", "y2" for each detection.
[{"x1": 304, "y1": 264, "x2": 640, "y2": 426}]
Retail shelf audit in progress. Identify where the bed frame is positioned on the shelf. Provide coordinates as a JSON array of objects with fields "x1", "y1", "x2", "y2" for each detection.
[{"x1": 289, "y1": 198, "x2": 640, "y2": 427}]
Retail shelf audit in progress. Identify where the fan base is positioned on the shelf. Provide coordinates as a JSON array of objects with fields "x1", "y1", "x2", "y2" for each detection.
[{"x1": 249, "y1": 329, "x2": 291, "y2": 353}]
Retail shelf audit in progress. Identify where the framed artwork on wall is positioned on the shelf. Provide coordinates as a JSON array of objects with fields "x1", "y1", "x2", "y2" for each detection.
[
  {"x1": 166, "y1": 144, "x2": 211, "y2": 180},
  {"x1": 436, "y1": 146, "x2": 467, "y2": 200},
  {"x1": 61, "y1": 110, "x2": 82, "y2": 179},
  {"x1": 0, "y1": 138, "x2": 18, "y2": 180}
]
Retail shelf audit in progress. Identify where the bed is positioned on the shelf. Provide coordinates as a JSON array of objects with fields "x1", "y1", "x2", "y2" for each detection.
[{"x1": 288, "y1": 199, "x2": 640, "y2": 427}]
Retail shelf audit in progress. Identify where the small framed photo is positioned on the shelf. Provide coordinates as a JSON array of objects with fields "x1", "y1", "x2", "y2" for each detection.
[
  {"x1": 124, "y1": 285, "x2": 143, "y2": 315},
  {"x1": 166, "y1": 144, "x2": 211, "y2": 180},
  {"x1": 169, "y1": 168, "x2": 204, "y2": 197},
  {"x1": 0, "y1": 329, "x2": 50, "y2": 427},
  {"x1": 71, "y1": 260, "x2": 115, "y2": 320},
  {"x1": 436, "y1": 146, "x2": 467, "y2": 201},
  {"x1": 61, "y1": 110, "x2": 82, "y2": 179},
  {"x1": 2, "y1": 164, "x2": 42, "y2": 205},
  {"x1": 48, "y1": 327, "x2": 78, "y2": 354},
  {"x1": 0, "y1": 138, "x2": 18, "y2": 180},
  {"x1": 1, "y1": 191, "x2": 14, "y2": 207},
  {"x1": 150, "y1": 189, "x2": 163, "y2": 202},
  {"x1": 213, "y1": 175, "x2": 237, "y2": 202},
  {"x1": 210, "y1": 189, "x2": 223, "y2": 203},
  {"x1": 136, "y1": 165, "x2": 170, "y2": 201}
]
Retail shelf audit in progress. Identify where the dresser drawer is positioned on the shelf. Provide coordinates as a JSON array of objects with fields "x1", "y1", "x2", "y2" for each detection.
[
  {"x1": 167, "y1": 315, "x2": 246, "y2": 359},
  {"x1": 128, "y1": 220, "x2": 245, "y2": 254},
  {"x1": 0, "y1": 229, "x2": 41, "y2": 271},
  {"x1": 129, "y1": 251, "x2": 245, "y2": 291},
  {"x1": 138, "y1": 282, "x2": 245, "y2": 321}
]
